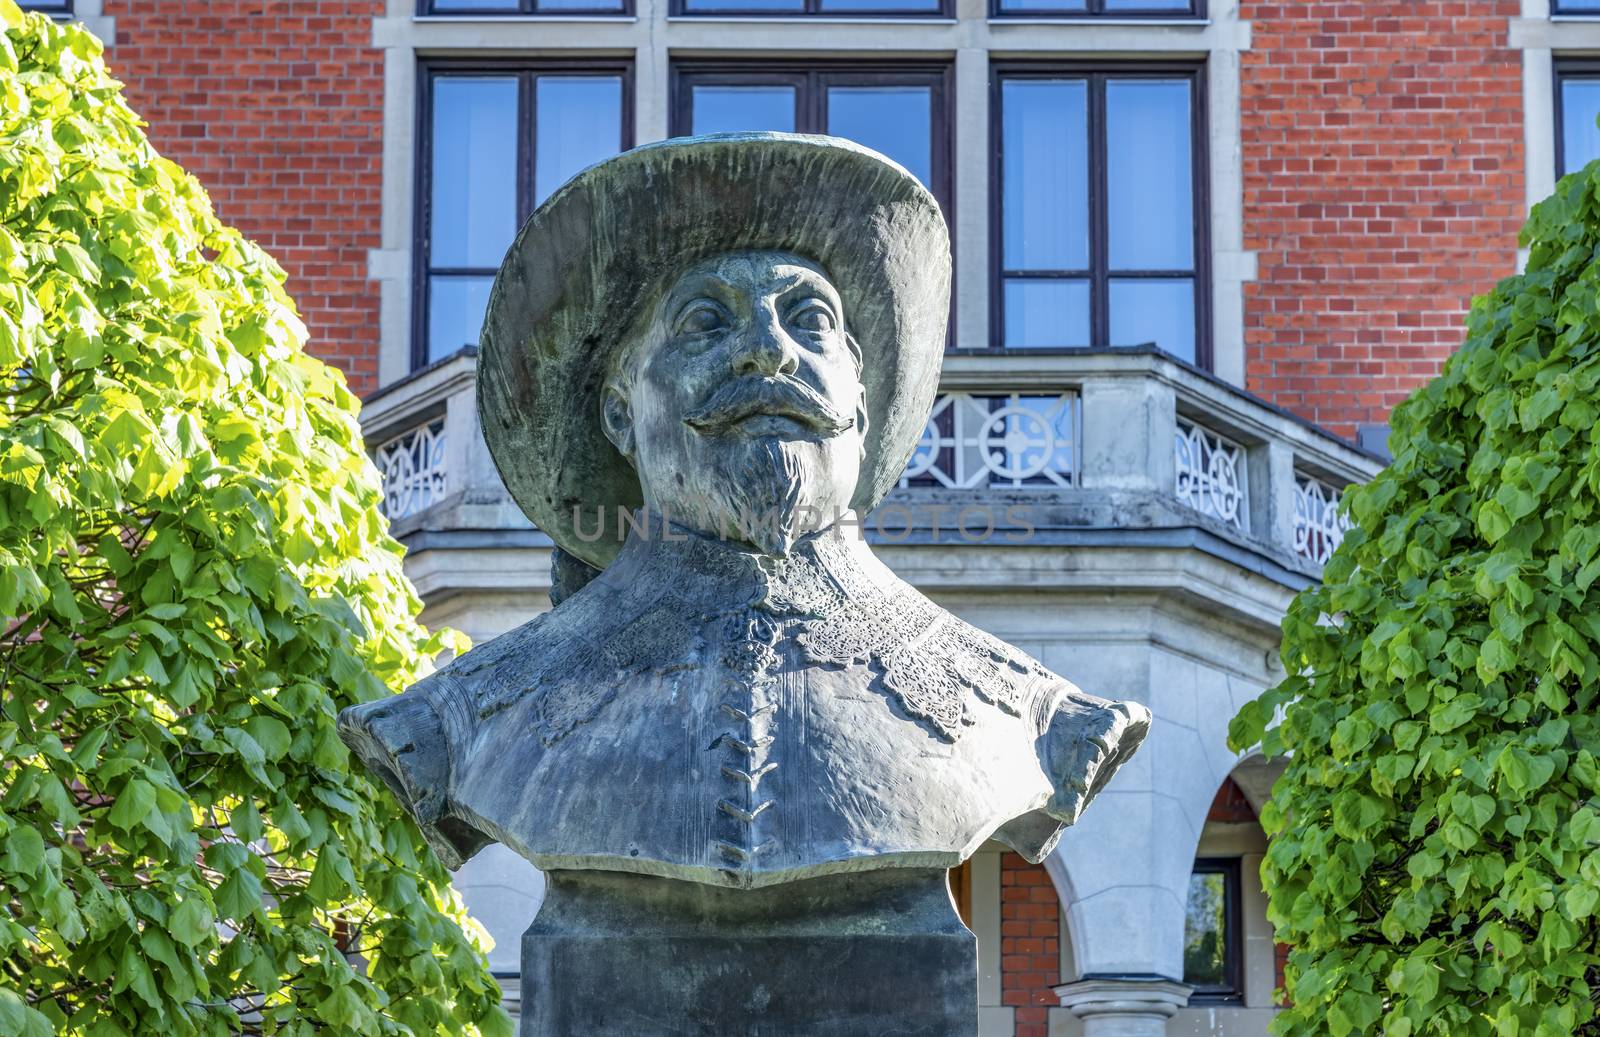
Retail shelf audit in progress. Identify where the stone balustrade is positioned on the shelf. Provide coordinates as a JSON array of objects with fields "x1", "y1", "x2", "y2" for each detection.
[{"x1": 360, "y1": 345, "x2": 1384, "y2": 603}]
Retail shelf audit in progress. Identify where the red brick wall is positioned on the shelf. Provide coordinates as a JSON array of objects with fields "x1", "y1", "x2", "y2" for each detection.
[
  {"x1": 100, "y1": 1, "x2": 387, "y2": 395},
  {"x1": 1000, "y1": 852, "x2": 1060, "y2": 1037},
  {"x1": 1240, "y1": 1, "x2": 1526, "y2": 439}
]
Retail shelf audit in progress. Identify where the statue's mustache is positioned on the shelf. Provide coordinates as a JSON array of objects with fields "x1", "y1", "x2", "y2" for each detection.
[{"x1": 683, "y1": 376, "x2": 853, "y2": 436}]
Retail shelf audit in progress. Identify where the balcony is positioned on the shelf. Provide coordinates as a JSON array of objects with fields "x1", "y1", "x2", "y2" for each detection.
[{"x1": 360, "y1": 346, "x2": 1383, "y2": 624}]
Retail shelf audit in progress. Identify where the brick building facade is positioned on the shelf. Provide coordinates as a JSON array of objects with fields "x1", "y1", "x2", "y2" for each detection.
[
  {"x1": 1239, "y1": 0, "x2": 1526, "y2": 438},
  {"x1": 44, "y1": 0, "x2": 1570, "y2": 1033},
  {"x1": 101, "y1": 0, "x2": 389, "y2": 393},
  {"x1": 96, "y1": 1, "x2": 1543, "y2": 435}
]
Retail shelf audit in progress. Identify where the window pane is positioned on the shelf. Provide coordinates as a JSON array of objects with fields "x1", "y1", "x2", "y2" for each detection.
[
  {"x1": 1562, "y1": 78, "x2": 1600, "y2": 176},
  {"x1": 994, "y1": 0, "x2": 1088, "y2": 10},
  {"x1": 1104, "y1": 0, "x2": 1194, "y2": 8},
  {"x1": 1110, "y1": 278, "x2": 1194, "y2": 362},
  {"x1": 536, "y1": 76, "x2": 624, "y2": 204},
  {"x1": 1184, "y1": 871, "x2": 1228, "y2": 989},
  {"x1": 428, "y1": 276, "x2": 496, "y2": 364},
  {"x1": 1106, "y1": 79, "x2": 1194, "y2": 272},
  {"x1": 682, "y1": 0, "x2": 805, "y2": 12},
  {"x1": 1002, "y1": 79, "x2": 1088, "y2": 272},
  {"x1": 821, "y1": 0, "x2": 941, "y2": 10},
  {"x1": 537, "y1": 0, "x2": 626, "y2": 9},
  {"x1": 431, "y1": 77, "x2": 518, "y2": 270},
  {"x1": 1556, "y1": 0, "x2": 1600, "y2": 8},
  {"x1": 827, "y1": 86, "x2": 933, "y2": 190},
  {"x1": 1003, "y1": 279, "x2": 1089, "y2": 349},
  {"x1": 691, "y1": 85, "x2": 798, "y2": 134},
  {"x1": 428, "y1": 0, "x2": 519, "y2": 9}
]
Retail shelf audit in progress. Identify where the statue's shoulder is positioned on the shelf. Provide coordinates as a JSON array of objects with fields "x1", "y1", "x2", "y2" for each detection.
[{"x1": 442, "y1": 569, "x2": 703, "y2": 746}]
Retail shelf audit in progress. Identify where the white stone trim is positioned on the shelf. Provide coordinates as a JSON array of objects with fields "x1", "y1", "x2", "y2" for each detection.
[
  {"x1": 1526, "y1": 46, "x2": 1555, "y2": 217},
  {"x1": 1055, "y1": 976, "x2": 1192, "y2": 1022},
  {"x1": 971, "y1": 846, "x2": 1004, "y2": 1007},
  {"x1": 1516, "y1": 0, "x2": 1559, "y2": 231},
  {"x1": 375, "y1": 11, "x2": 419, "y2": 388},
  {"x1": 954, "y1": 44, "x2": 990, "y2": 351},
  {"x1": 1511, "y1": 17, "x2": 1600, "y2": 48},
  {"x1": 1206, "y1": 1, "x2": 1253, "y2": 385}
]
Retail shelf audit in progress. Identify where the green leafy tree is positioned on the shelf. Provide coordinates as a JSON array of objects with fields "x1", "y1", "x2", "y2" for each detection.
[
  {"x1": 1229, "y1": 154, "x2": 1600, "y2": 1033},
  {"x1": 0, "y1": 5, "x2": 511, "y2": 1034}
]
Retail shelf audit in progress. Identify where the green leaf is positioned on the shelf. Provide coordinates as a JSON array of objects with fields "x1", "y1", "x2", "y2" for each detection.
[
  {"x1": 244, "y1": 715, "x2": 290, "y2": 761},
  {"x1": 1564, "y1": 884, "x2": 1599, "y2": 920},
  {"x1": 213, "y1": 867, "x2": 263, "y2": 923},
  {"x1": 106, "y1": 777, "x2": 156, "y2": 832},
  {"x1": 0, "y1": 988, "x2": 53, "y2": 1037},
  {"x1": 4, "y1": 826, "x2": 44, "y2": 875}
]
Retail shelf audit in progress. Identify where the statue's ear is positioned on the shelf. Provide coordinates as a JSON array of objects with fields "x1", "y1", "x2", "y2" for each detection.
[{"x1": 600, "y1": 383, "x2": 635, "y2": 460}]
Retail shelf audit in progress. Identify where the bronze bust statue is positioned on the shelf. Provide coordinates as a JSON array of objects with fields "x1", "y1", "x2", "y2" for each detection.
[{"x1": 340, "y1": 133, "x2": 1149, "y2": 1035}]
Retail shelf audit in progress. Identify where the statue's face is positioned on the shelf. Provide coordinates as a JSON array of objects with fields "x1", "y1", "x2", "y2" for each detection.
[{"x1": 602, "y1": 250, "x2": 866, "y2": 554}]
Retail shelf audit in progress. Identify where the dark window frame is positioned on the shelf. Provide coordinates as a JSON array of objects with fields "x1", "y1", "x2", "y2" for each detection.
[
  {"x1": 990, "y1": 0, "x2": 1202, "y2": 20},
  {"x1": 18, "y1": 0, "x2": 73, "y2": 13},
  {"x1": 668, "y1": 60, "x2": 953, "y2": 212},
  {"x1": 1555, "y1": 58, "x2": 1600, "y2": 180},
  {"x1": 412, "y1": 57, "x2": 635, "y2": 371},
  {"x1": 990, "y1": 60, "x2": 1211, "y2": 367},
  {"x1": 670, "y1": 0, "x2": 950, "y2": 19},
  {"x1": 418, "y1": 0, "x2": 634, "y2": 17},
  {"x1": 671, "y1": 59, "x2": 957, "y2": 344},
  {"x1": 1186, "y1": 856, "x2": 1244, "y2": 1003}
]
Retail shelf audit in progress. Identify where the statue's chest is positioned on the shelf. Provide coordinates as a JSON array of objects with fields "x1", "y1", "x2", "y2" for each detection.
[
  {"x1": 453, "y1": 600, "x2": 1062, "y2": 883},
  {"x1": 480, "y1": 642, "x2": 1039, "y2": 880}
]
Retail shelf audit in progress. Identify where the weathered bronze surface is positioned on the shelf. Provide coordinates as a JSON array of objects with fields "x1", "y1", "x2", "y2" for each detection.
[{"x1": 340, "y1": 132, "x2": 1149, "y2": 1035}]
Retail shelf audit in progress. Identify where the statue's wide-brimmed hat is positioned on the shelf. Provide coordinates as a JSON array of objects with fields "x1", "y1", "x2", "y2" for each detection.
[{"x1": 477, "y1": 132, "x2": 952, "y2": 569}]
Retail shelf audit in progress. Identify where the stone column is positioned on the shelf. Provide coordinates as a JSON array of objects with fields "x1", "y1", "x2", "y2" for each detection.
[
  {"x1": 1053, "y1": 976, "x2": 1191, "y2": 1037},
  {"x1": 1077, "y1": 375, "x2": 1178, "y2": 494}
]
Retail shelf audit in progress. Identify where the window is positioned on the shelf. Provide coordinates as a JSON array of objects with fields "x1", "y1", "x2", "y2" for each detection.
[
  {"x1": 1553, "y1": 0, "x2": 1600, "y2": 13},
  {"x1": 414, "y1": 62, "x2": 632, "y2": 369},
  {"x1": 420, "y1": 0, "x2": 628, "y2": 14},
  {"x1": 672, "y1": 0, "x2": 945, "y2": 18},
  {"x1": 1557, "y1": 62, "x2": 1600, "y2": 178},
  {"x1": 994, "y1": 65, "x2": 1208, "y2": 366},
  {"x1": 18, "y1": 0, "x2": 72, "y2": 13},
  {"x1": 671, "y1": 63, "x2": 951, "y2": 215},
  {"x1": 992, "y1": 0, "x2": 1199, "y2": 19},
  {"x1": 1184, "y1": 858, "x2": 1242, "y2": 1001}
]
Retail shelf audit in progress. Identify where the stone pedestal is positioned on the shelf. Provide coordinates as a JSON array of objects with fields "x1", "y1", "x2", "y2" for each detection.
[
  {"x1": 1053, "y1": 976, "x2": 1192, "y2": 1037},
  {"x1": 519, "y1": 867, "x2": 975, "y2": 1036}
]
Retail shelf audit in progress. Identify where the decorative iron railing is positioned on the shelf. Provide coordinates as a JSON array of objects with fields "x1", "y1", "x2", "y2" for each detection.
[
  {"x1": 900, "y1": 392, "x2": 1078, "y2": 489},
  {"x1": 374, "y1": 417, "x2": 447, "y2": 520},
  {"x1": 1292, "y1": 473, "x2": 1351, "y2": 565},
  {"x1": 1173, "y1": 419, "x2": 1248, "y2": 532}
]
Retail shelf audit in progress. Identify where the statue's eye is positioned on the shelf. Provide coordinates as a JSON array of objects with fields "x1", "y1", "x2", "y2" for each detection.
[
  {"x1": 788, "y1": 299, "x2": 837, "y2": 334},
  {"x1": 675, "y1": 301, "x2": 729, "y2": 337}
]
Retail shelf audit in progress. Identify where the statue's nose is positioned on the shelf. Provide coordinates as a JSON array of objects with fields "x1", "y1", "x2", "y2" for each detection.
[{"x1": 730, "y1": 310, "x2": 800, "y2": 378}]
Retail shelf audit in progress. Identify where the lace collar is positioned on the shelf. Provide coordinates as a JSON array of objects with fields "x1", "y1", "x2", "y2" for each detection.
[{"x1": 597, "y1": 509, "x2": 876, "y2": 619}]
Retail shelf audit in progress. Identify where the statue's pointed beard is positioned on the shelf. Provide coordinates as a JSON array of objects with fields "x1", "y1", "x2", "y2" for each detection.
[{"x1": 722, "y1": 438, "x2": 809, "y2": 556}]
